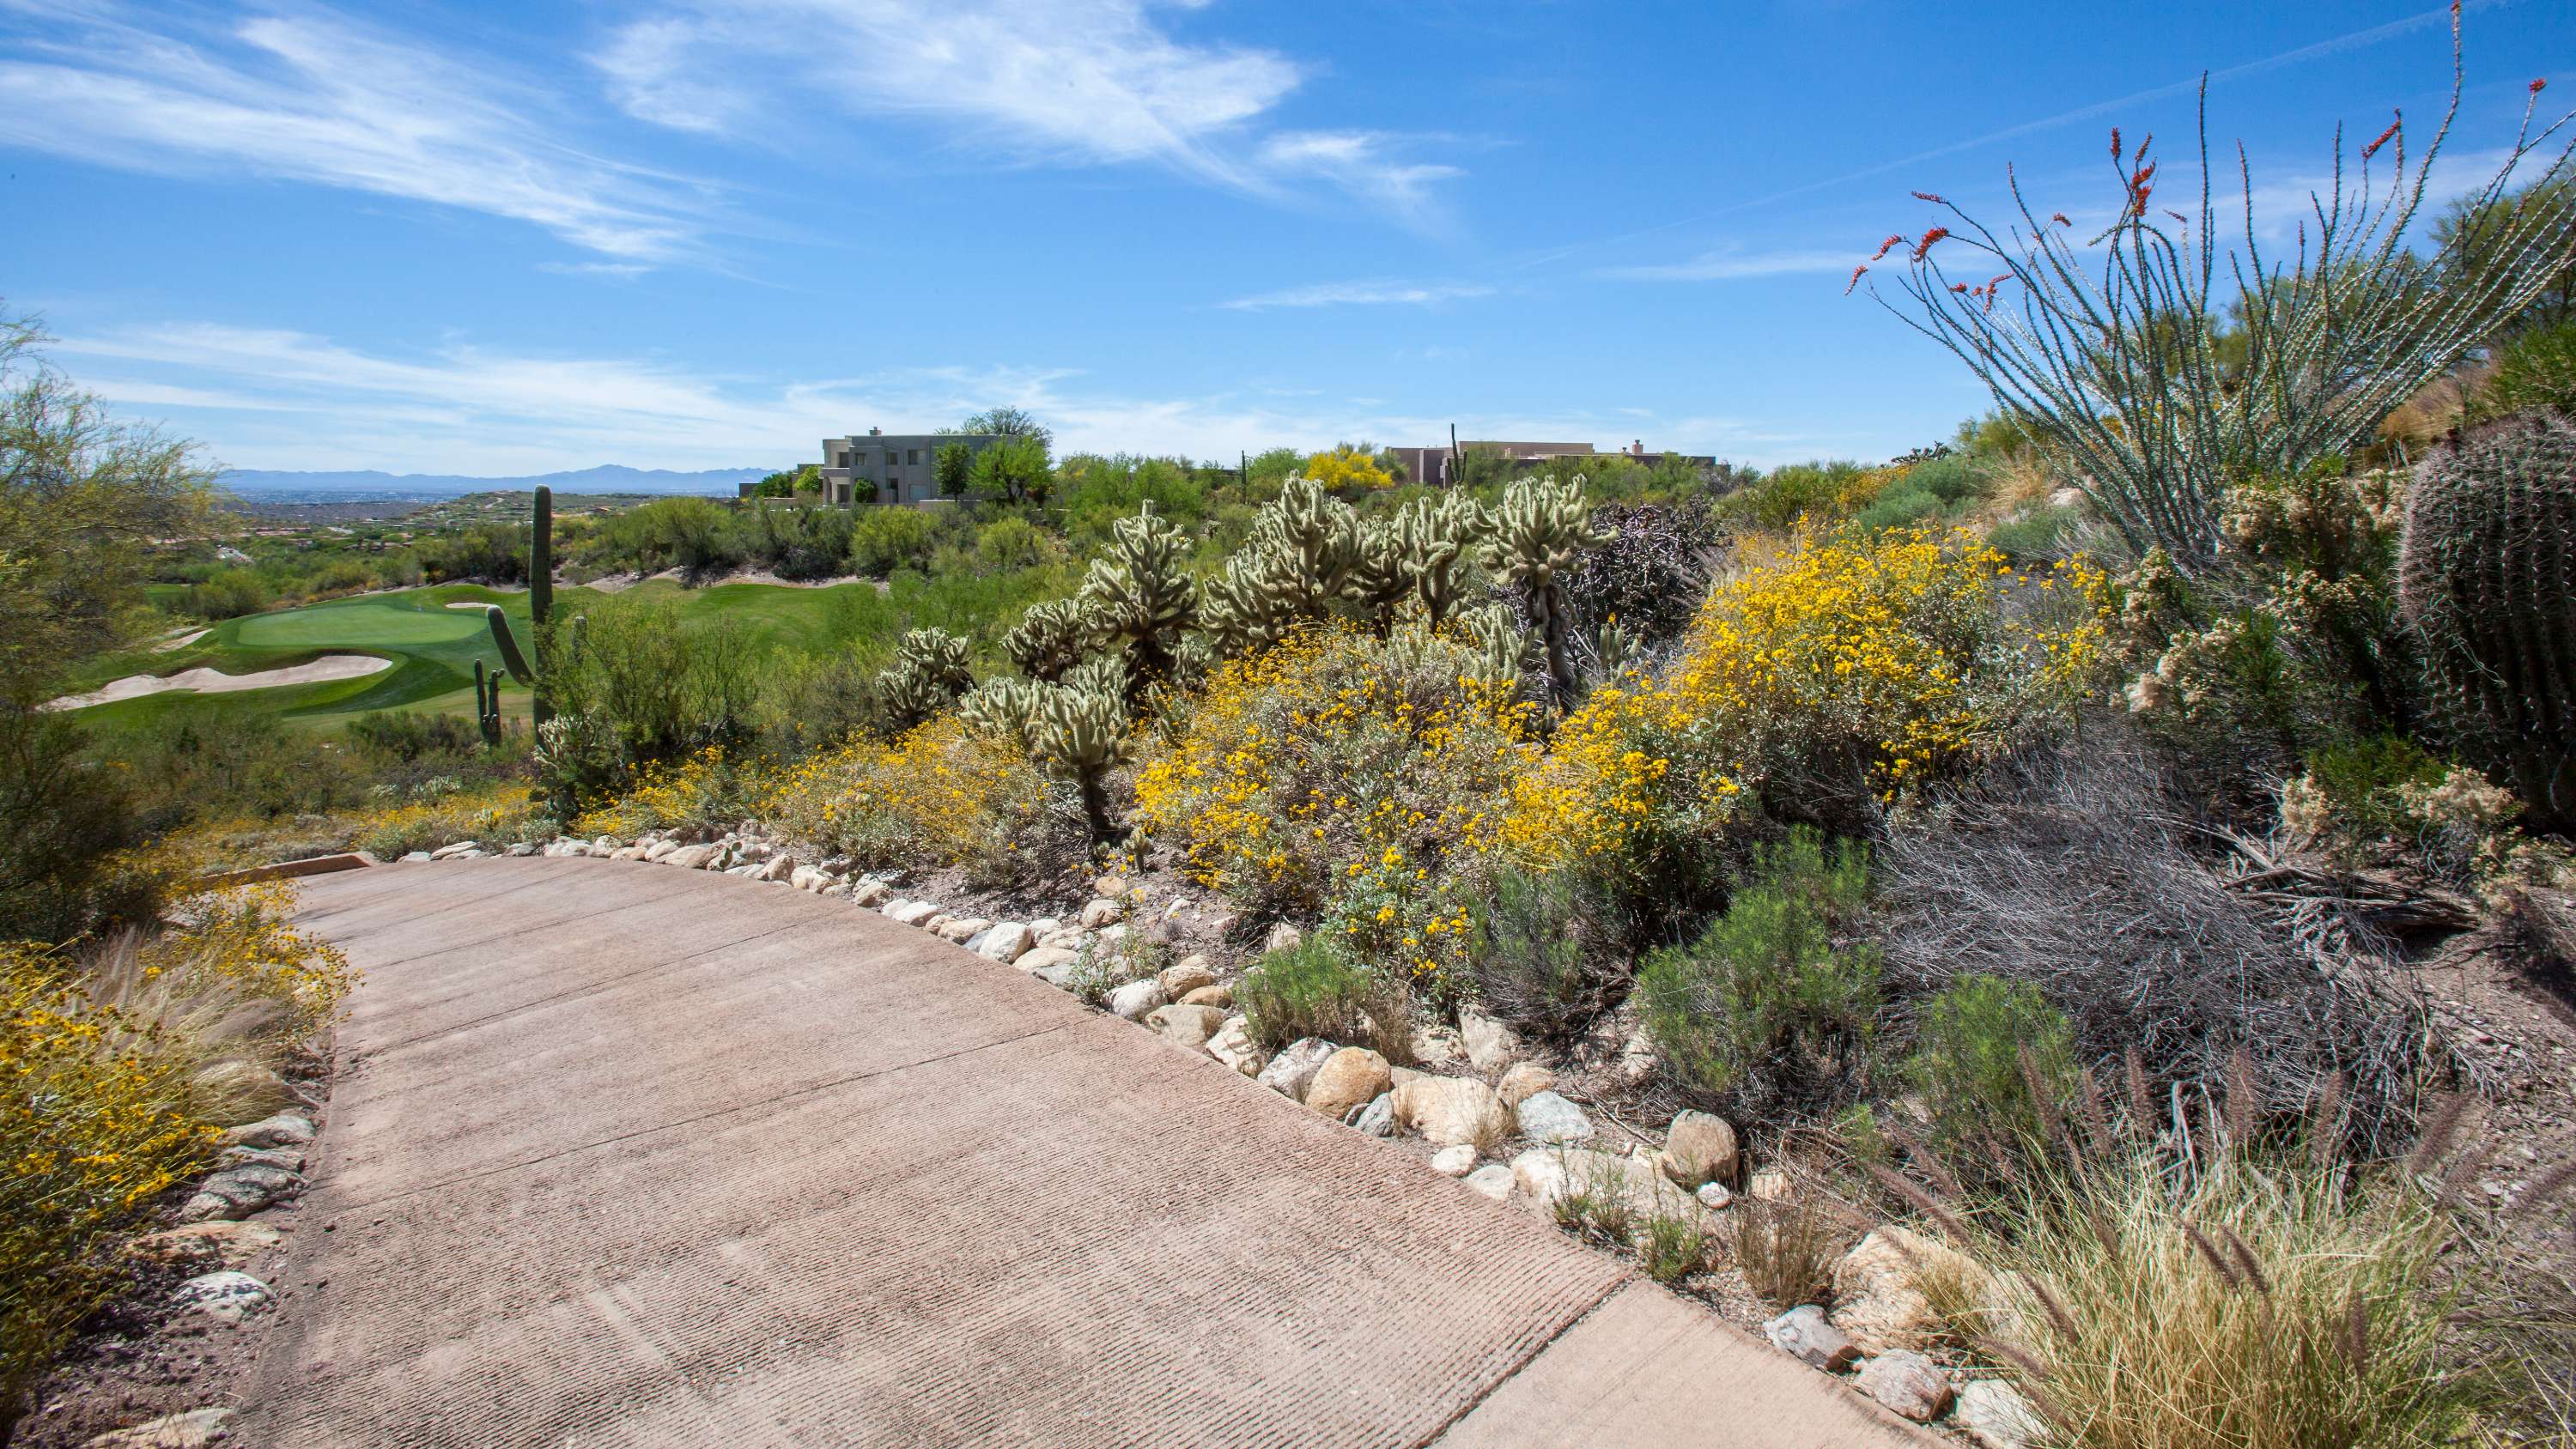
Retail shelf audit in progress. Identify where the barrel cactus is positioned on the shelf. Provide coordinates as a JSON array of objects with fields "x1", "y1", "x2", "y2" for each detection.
[
  {"x1": 1483, "y1": 476, "x2": 1613, "y2": 706},
  {"x1": 1075, "y1": 502, "x2": 1198, "y2": 690},
  {"x1": 2397, "y1": 412, "x2": 2576, "y2": 830}
]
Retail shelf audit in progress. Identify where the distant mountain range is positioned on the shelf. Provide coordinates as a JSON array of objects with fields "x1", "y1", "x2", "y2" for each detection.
[{"x1": 220, "y1": 464, "x2": 773, "y2": 500}]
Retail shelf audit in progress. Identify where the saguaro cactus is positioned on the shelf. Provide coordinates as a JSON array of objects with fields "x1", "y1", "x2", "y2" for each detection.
[
  {"x1": 472, "y1": 659, "x2": 504, "y2": 747},
  {"x1": 2397, "y1": 412, "x2": 2576, "y2": 829},
  {"x1": 1483, "y1": 476, "x2": 1613, "y2": 707},
  {"x1": 485, "y1": 486, "x2": 562, "y2": 724}
]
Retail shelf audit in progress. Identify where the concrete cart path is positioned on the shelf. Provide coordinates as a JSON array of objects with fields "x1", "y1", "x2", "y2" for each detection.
[{"x1": 238, "y1": 857, "x2": 1927, "y2": 1448}]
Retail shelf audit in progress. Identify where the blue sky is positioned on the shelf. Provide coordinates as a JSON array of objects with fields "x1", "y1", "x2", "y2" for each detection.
[{"x1": 3, "y1": 0, "x2": 2568, "y2": 477}]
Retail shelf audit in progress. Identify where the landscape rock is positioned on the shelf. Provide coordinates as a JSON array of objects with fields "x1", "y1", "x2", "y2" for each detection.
[
  {"x1": 507, "y1": 841, "x2": 539, "y2": 858},
  {"x1": 1179, "y1": 984, "x2": 1232, "y2": 1009},
  {"x1": 191, "y1": 1060, "x2": 295, "y2": 1117},
  {"x1": 1157, "y1": 958, "x2": 1217, "y2": 999},
  {"x1": 171, "y1": 1270, "x2": 271, "y2": 1325},
  {"x1": 178, "y1": 1164, "x2": 303, "y2": 1222},
  {"x1": 1107, "y1": 979, "x2": 1167, "y2": 1021},
  {"x1": 1204, "y1": 1016, "x2": 1265, "y2": 1076},
  {"x1": 608, "y1": 846, "x2": 647, "y2": 861},
  {"x1": 1431, "y1": 1144, "x2": 1479, "y2": 1178},
  {"x1": 973, "y1": 923, "x2": 1036, "y2": 963},
  {"x1": 1348, "y1": 1094, "x2": 1395, "y2": 1137},
  {"x1": 127, "y1": 1220, "x2": 283, "y2": 1269},
  {"x1": 1255, "y1": 1037, "x2": 1337, "y2": 1100},
  {"x1": 1015, "y1": 946, "x2": 1078, "y2": 976},
  {"x1": 1761, "y1": 1305, "x2": 1858, "y2": 1372},
  {"x1": 1390, "y1": 1075, "x2": 1510, "y2": 1149},
  {"x1": 1495, "y1": 1062, "x2": 1556, "y2": 1109},
  {"x1": 592, "y1": 835, "x2": 621, "y2": 853},
  {"x1": 1027, "y1": 916, "x2": 1061, "y2": 937},
  {"x1": 667, "y1": 844, "x2": 722, "y2": 870},
  {"x1": 1955, "y1": 1379, "x2": 2047, "y2": 1449},
  {"x1": 82, "y1": 1408, "x2": 235, "y2": 1448},
  {"x1": 1303, "y1": 1047, "x2": 1392, "y2": 1121},
  {"x1": 218, "y1": 1112, "x2": 313, "y2": 1149},
  {"x1": 1407, "y1": 1023, "x2": 1468, "y2": 1071},
  {"x1": 754, "y1": 854, "x2": 798, "y2": 882},
  {"x1": 1463, "y1": 1164, "x2": 1516, "y2": 1202},
  {"x1": 1079, "y1": 898, "x2": 1125, "y2": 929},
  {"x1": 848, "y1": 878, "x2": 890, "y2": 906},
  {"x1": 883, "y1": 900, "x2": 939, "y2": 927},
  {"x1": 1512, "y1": 1090, "x2": 1595, "y2": 1144},
  {"x1": 919, "y1": 914, "x2": 955, "y2": 937},
  {"x1": 1091, "y1": 875, "x2": 1128, "y2": 899},
  {"x1": 399, "y1": 850, "x2": 434, "y2": 863},
  {"x1": 936, "y1": 917, "x2": 993, "y2": 944},
  {"x1": 1512, "y1": 1147, "x2": 1704, "y2": 1222},
  {"x1": 1614, "y1": 1028, "x2": 1661, "y2": 1085},
  {"x1": 1261, "y1": 922, "x2": 1303, "y2": 954},
  {"x1": 1033, "y1": 955, "x2": 1089, "y2": 990},
  {"x1": 1749, "y1": 1168, "x2": 1793, "y2": 1203},
  {"x1": 1855, "y1": 1349, "x2": 1953, "y2": 1422},
  {"x1": 217, "y1": 1144, "x2": 304, "y2": 1173},
  {"x1": 431, "y1": 840, "x2": 482, "y2": 860},
  {"x1": 790, "y1": 865, "x2": 831, "y2": 891},
  {"x1": 1661, "y1": 1110, "x2": 1741, "y2": 1189},
  {"x1": 1457, "y1": 1008, "x2": 1523, "y2": 1072},
  {"x1": 1144, "y1": 1003, "x2": 1227, "y2": 1050},
  {"x1": 1695, "y1": 1181, "x2": 1735, "y2": 1210},
  {"x1": 1832, "y1": 1224, "x2": 1988, "y2": 1355}
]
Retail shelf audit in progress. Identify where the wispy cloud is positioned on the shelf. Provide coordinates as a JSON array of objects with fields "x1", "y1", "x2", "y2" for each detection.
[
  {"x1": 1598, "y1": 248, "x2": 1857, "y2": 282},
  {"x1": 1257, "y1": 130, "x2": 1465, "y2": 227},
  {"x1": 1221, "y1": 279, "x2": 1493, "y2": 311},
  {"x1": 54, "y1": 320, "x2": 1810, "y2": 473},
  {"x1": 0, "y1": 4, "x2": 712, "y2": 260}
]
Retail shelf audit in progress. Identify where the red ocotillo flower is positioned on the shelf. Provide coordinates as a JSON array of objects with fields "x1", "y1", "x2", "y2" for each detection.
[
  {"x1": 1984, "y1": 287, "x2": 2002, "y2": 313},
  {"x1": 1870, "y1": 233, "x2": 1905, "y2": 262},
  {"x1": 1844, "y1": 264, "x2": 1868, "y2": 295},
  {"x1": 1912, "y1": 226, "x2": 1950, "y2": 261},
  {"x1": 2163, "y1": 209, "x2": 2190, "y2": 226},
  {"x1": 2111, "y1": 126, "x2": 2123, "y2": 161},
  {"x1": 2050, "y1": 211, "x2": 2071, "y2": 226},
  {"x1": 2363, "y1": 112, "x2": 2402, "y2": 161},
  {"x1": 1952, "y1": 282, "x2": 1971, "y2": 294},
  {"x1": 1988, "y1": 272, "x2": 2011, "y2": 291},
  {"x1": 1911, "y1": 191, "x2": 1947, "y2": 204},
  {"x1": 2534, "y1": 79, "x2": 2549, "y2": 95}
]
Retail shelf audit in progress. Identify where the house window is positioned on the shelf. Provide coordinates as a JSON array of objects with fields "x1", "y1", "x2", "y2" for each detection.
[{"x1": 907, "y1": 448, "x2": 921, "y2": 465}]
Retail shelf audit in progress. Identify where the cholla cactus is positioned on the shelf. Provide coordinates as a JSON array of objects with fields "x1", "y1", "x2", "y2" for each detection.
[
  {"x1": 1399, "y1": 492, "x2": 1488, "y2": 627},
  {"x1": 1062, "y1": 652, "x2": 1129, "y2": 701},
  {"x1": 1203, "y1": 479, "x2": 1361, "y2": 652},
  {"x1": 957, "y1": 676, "x2": 1043, "y2": 753},
  {"x1": 874, "y1": 626, "x2": 974, "y2": 732},
  {"x1": 1483, "y1": 475, "x2": 1613, "y2": 706},
  {"x1": 2397, "y1": 412, "x2": 2576, "y2": 829},
  {"x1": 1003, "y1": 598, "x2": 1087, "y2": 682},
  {"x1": 1457, "y1": 603, "x2": 1530, "y2": 692},
  {"x1": 1075, "y1": 502, "x2": 1198, "y2": 689},
  {"x1": 1346, "y1": 514, "x2": 1413, "y2": 632},
  {"x1": 1033, "y1": 681, "x2": 1133, "y2": 846},
  {"x1": 1594, "y1": 616, "x2": 1644, "y2": 682}
]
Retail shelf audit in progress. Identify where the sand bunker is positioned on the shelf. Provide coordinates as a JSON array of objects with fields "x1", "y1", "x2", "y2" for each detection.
[
  {"x1": 154, "y1": 627, "x2": 210, "y2": 652},
  {"x1": 46, "y1": 654, "x2": 394, "y2": 711}
]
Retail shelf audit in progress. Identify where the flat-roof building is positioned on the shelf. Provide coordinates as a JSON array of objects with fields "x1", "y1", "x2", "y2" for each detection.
[{"x1": 811, "y1": 428, "x2": 1006, "y2": 506}]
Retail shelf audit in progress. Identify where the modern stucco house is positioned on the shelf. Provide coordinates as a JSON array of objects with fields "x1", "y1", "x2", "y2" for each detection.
[{"x1": 815, "y1": 428, "x2": 1007, "y2": 506}]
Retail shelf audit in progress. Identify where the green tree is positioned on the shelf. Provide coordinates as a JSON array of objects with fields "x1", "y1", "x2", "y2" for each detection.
[
  {"x1": 934, "y1": 441, "x2": 974, "y2": 498},
  {"x1": 953, "y1": 404, "x2": 1054, "y2": 453},
  {"x1": 970, "y1": 433, "x2": 1054, "y2": 507},
  {"x1": 2434, "y1": 178, "x2": 2576, "y2": 343}
]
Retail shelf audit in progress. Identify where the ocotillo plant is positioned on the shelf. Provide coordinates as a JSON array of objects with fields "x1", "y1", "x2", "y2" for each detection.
[
  {"x1": 2397, "y1": 411, "x2": 2576, "y2": 830},
  {"x1": 1483, "y1": 476, "x2": 1612, "y2": 707}
]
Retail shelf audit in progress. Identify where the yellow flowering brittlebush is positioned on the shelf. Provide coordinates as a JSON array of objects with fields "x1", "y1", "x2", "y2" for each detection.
[
  {"x1": 762, "y1": 716, "x2": 1082, "y2": 882},
  {"x1": 1132, "y1": 623, "x2": 1534, "y2": 990},
  {"x1": 347, "y1": 779, "x2": 542, "y2": 859},
  {"x1": 1502, "y1": 527, "x2": 2106, "y2": 870},
  {"x1": 570, "y1": 744, "x2": 760, "y2": 842}
]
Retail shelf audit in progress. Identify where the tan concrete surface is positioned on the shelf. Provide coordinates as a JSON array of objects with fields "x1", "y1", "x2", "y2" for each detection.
[{"x1": 240, "y1": 857, "x2": 1927, "y2": 1447}]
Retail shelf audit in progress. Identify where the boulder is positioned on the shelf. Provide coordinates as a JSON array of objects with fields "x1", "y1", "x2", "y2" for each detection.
[
  {"x1": 1157, "y1": 957, "x2": 1217, "y2": 999},
  {"x1": 218, "y1": 1144, "x2": 305, "y2": 1173},
  {"x1": 82, "y1": 1409, "x2": 234, "y2": 1448},
  {"x1": 665, "y1": 844, "x2": 720, "y2": 870},
  {"x1": 1092, "y1": 876, "x2": 1129, "y2": 899},
  {"x1": 1430, "y1": 1145, "x2": 1479, "y2": 1178},
  {"x1": 754, "y1": 854, "x2": 798, "y2": 882},
  {"x1": 1303, "y1": 1047, "x2": 1392, "y2": 1121},
  {"x1": 1408, "y1": 1023, "x2": 1468, "y2": 1071},
  {"x1": 592, "y1": 835, "x2": 622, "y2": 853},
  {"x1": 1015, "y1": 947, "x2": 1078, "y2": 976},
  {"x1": 848, "y1": 878, "x2": 891, "y2": 906},
  {"x1": 1511, "y1": 1147, "x2": 1703, "y2": 1222},
  {"x1": 791, "y1": 865, "x2": 831, "y2": 892},
  {"x1": 170, "y1": 1270, "x2": 271, "y2": 1325},
  {"x1": 219, "y1": 1112, "x2": 314, "y2": 1150},
  {"x1": 1027, "y1": 916, "x2": 1061, "y2": 937},
  {"x1": 1510, "y1": 1149, "x2": 1570, "y2": 1205},
  {"x1": 1512, "y1": 1090, "x2": 1595, "y2": 1144},
  {"x1": 1457, "y1": 1008, "x2": 1522, "y2": 1072},
  {"x1": 937, "y1": 917, "x2": 993, "y2": 944},
  {"x1": 1107, "y1": 979, "x2": 1166, "y2": 1021},
  {"x1": 1695, "y1": 1181, "x2": 1735, "y2": 1210},
  {"x1": 1495, "y1": 1062, "x2": 1556, "y2": 1109},
  {"x1": 1261, "y1": 922, "x2": 1303, "y2": 954},
  {"x1": 920, "y1": 915, "x2": 955, "y2": 937},
  {"x1": 973, "y1": 923, "x2": 1036, "y2": 964},
  {"x1": 883, "y1": 900, "x2": 939, "y2": 927},
  {"x1": 1856, "y1": 1350, "x2": 1953, "y2": 1422},
  {"x1": 1144, "y1": 1003, "x2": 1227, "y2": 1050},
  {"x1": 1390, "y1": 1075, "x2": 1510, "y2": 1149},
  {"x1": 1079, "y1": 898, "x2": 1125, "y2": 929},
  {"x1": 1831, "y1": 1224, "x2": 1988, "y2": 1355},
  {"x1": 1661, "y1": 1110, "x2": 1741, "y2": 1189},
  {"x1": 1179, "y1": 984, "x2": 1232, "y2": 1009},
  {"x1": 431, "y1": 840, "x2": 482, "y2": 860},
  {"x1": 1204, "y1": 1016, "x2": 1265, "y2": 1077},
  {"x1": 1463, "y1": 1163, "x2": 1516, "y2": 1202},
  {"x1": 127, "y1": 1220, "x2": 283, "y2": 1269},
  {"x1": 1749, "y1": 1168, "x2": 1793, "y2": 1203},
  {"x1": 1761, "y1": 1305, "x2": 1858, "y2": 1372},
  {"x1": 1614, "y1": 1027, "x2": 1660, "y2": 1085},
  {"x1": 1956, "y1": 1379, "x2": 2047, "y2": 1449},
  {"x1": 1034, "y1": 955, "x2": 1089, "y2": 990},
  {"x1": 1348, "y1": 1094, "x2": 1395, "y2": 1137},
  {"x1": 1255, "y1": 1038, "x2": 1337, "y2": 1100},
  {"x1": 400, "y1": 851, "x2": 435, "y2": 863},
  {"x1": 178, "y1": 1163, "x2": 303, "y2": 1223}
]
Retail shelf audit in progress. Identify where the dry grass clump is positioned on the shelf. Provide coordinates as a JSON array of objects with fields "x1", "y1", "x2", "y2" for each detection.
[{"x1": 1734, "y1": 1197, "x2": 1844, "y2": 1310}]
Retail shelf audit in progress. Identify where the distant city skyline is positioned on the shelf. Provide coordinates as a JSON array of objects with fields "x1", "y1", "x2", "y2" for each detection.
[{"x1": 4, "y1": 0, "x2": 2566, "y2": 476}]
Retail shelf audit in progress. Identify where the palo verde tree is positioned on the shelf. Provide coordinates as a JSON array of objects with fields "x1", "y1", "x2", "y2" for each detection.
[{"x1": 1860, "y1": 15, "x2": 2576, "y2": 569}]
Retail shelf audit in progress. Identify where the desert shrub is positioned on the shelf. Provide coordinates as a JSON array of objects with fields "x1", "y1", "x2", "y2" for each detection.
[
  {"x1": 0, "y1": 707, "x2": 150, "y2": 943},
  {"x1": 975, "y1": 513, "x2": 1057, "y2": 572},
  {"x1": 1506, "y1": 527, "x2": 2106, "y2": 874},
  {"x1": 183, "y1": 567, "x2": 271, "y2": 619},
  {"x1": 1636, "y1": 827, "x2": 1880, "y2": 1112},
  {"x1": 1557, "y1": 498, "x2": 1722, "y2": 654},
  {"x1": 350, "y1": 779, "x2": 542, "y2": 858},
  {"x1": 2472, "y1": 318, "x2": 2576, "y2": 420},
  {"x1": 1467, "y1": 863, "x2": 1642, "y2": 1038},
  {"x1": 570, "y1": 744, "x2": 764, "y2": 841},
  {"x1": 1234, "y1": 935, "x2": 1413, "y2": 1060},
  {"x1": 1721, "y1": 460, "x2": 1874, "y2": 530},
  {"x1": 2278, "y1": 736, "x2": 2518, "y2": 880},
  {"x1": 762, "y1": 715, "x2": 1087, "y2": 888},
  {"x1": 848, "y1": 506, "x2": 935, "y2": 578},
  {"x1": 1638, "y1": 1206, "x2": 1718, "y2": 1285},
  {"x1": 1986, "y1": 506, "x2": 2070, "y2": 565},
  {"x1": 0, "y1": 880, "x2": 350, "y2": 1433},
  {"x1": 1872, "y1": 721, "x2": 2435, "y2": 1149},
  {"x1": 1889, "y1": 1104, "x2": 2486, "y2": 1449},
  {"x1": 344, "y1": 709, "x2": 484, "y2": 765},
  {"x1": 755, "y1": 646, "x2": 889, "y2": 756},
  {"x1": 1848, "y1": 483, "x2": 1946, "y2": 536},
  {"x1": 1734, "y1": 1197, "x2": 1843, "y2": 1309},
  {"x1": 1905, "y1": 973, "x2": 2077, "y2": 1159},
  {"x1": 1131, "y1": 623, "x2": 1531, "y2": 990},
  {"x1": 1551, "y1": 1157, "x2": 1641, "y2": 1248}
]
